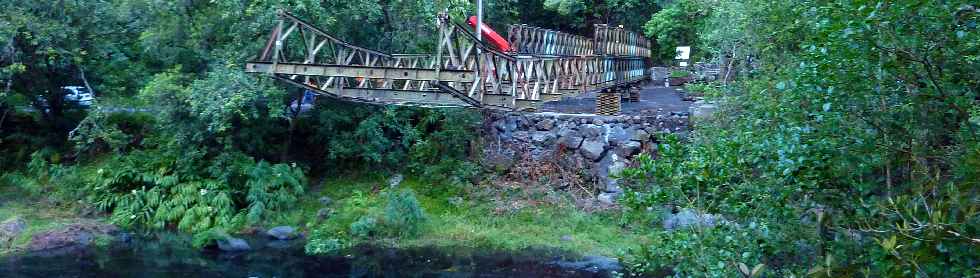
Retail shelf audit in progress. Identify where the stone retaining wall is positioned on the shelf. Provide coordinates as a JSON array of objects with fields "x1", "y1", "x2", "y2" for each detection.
[{"x1": 480, "y1": 110, "x2": 690, "y2": 203}]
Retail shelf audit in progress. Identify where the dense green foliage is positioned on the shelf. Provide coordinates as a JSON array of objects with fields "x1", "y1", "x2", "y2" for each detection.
[
  {"x1": 1, "y1": 0, "x2": 976, "y2": 276},
  {"x1": 624, "y1": 0, "x2": 978, "y2": 276},
  {"x1": 0, "y1": 0, "x2": 491, "y2": 241},
  {"x1": 642, "y1": 0, "x2": 703, "y2": 63}
]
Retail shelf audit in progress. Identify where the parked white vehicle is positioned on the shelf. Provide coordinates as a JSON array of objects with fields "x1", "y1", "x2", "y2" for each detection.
[{"x1": 62, "y1": 86, "x2": 94, "y2": 106}]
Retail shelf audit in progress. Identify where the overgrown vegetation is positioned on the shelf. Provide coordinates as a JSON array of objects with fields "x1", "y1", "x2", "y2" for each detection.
[
  {"x1": 302, "y1": 177, "x2": 651, "y2": 257},
  {"x1": 623, "y1": 0, "x2": 978, "y2": 276}
]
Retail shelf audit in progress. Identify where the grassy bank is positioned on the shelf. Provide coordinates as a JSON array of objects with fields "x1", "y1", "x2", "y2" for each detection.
[
  {"x1": 273, "y1": 175, "x2": 651, "y2": 257},
  {"x1": 0, "y1": 186, "x2": 109, "y2": 254},
  {"x1": 0, "y1": 174, "x2": 649, "y2": 258}
]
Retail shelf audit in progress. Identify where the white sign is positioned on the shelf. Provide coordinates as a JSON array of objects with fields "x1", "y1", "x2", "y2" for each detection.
[{"x1": 675, "y1": 46, "x2": 691, "y2": 60}]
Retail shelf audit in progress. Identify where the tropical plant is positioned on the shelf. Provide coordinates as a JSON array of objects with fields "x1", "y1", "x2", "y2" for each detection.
[{"x1": 85, "y1": 149, "x2": 305, "y2": 237}]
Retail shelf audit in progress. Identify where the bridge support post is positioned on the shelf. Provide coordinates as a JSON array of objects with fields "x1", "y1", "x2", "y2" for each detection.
[{"x1": 595, "y1": 88, "x2": 621, "y2": 116}]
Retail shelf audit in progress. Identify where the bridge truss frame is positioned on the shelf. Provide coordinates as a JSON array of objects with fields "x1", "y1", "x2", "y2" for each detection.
[{"x1": 246, "y1": 10, "x2": 650, "y2": 112}]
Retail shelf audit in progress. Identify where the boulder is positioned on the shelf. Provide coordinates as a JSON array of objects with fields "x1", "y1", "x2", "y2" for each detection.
[
  {"x1": 481, "y1": 151, "x2": 516, "y2": 172},
  {"x1": 317, "y1": 208, "x2": 331, "y2": 221},
  {"x1": 494, "y1": 117, "x2": 517, "y2": 133},
  {"x1": 608, "y1": 159, "x2": 628, "y2": 177},
  {"x1": 0, "y1": 216, "x2": 27, "y2": 246},
  {"x1": 558, "y1": 135, "x2": 584, "y2": 150},
  {"x1": 630, "y1": 128, "x2": 650, "y2": 142},
  {"x1": 217, "y1": 236, "x2": 251, "y2": 252},
  {"x1": 535, "y1": 119, "x2": 556, "y2": 131},
  {"x1": 579, "y1": 139, "x2": 606, "y2": 161},
  {"x1": 552, "y1": 255, "x2": 622, "y2": 274},
  {"x1": 318, "y1": 196, "x2": 333, "y2": 206},
  {"x1": 607, "y1": 126, "x2": 631, "y2": 146},
  {"x1": 511, "y1": 131, "x2": 531, "y2": 143},
  {"x1": 595, "y1": 153, "x2": 626, "y2": 192},
  {"x1": 662, "y1": 208, "x2": 726, "y2": 231},
  {"x1": 615, "y1": 141, "x2": 642, "y2": 158},
  {"x1": 266, "y1": 226, "x2": 298, "y2": 240},
  {"x1": 556, "y1": 125, "x2": 580, "y2": 138},
  {"x1": 388, "y1": 174, "x2": 404, "y2": 188},
  {"x1": 530, "y1": 131, "x2": 557, "y2": 146},
  {"x1": 678, "y1": 102, "x2": 718, "y2": 121},
  {"x1": 515, "y1": 116, "x2": 533, "y2": 130},
  {"x1": 597, "y1": 192, "x2": 620, "y2": 205},
  {"x1": 578, "y1": 124, "x2": 603, "y2": 138},
  {"x1": 27, "y1": 221, "x2": 118, "y2": 252}
]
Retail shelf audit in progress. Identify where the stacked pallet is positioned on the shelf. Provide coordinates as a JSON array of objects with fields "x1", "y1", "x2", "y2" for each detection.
[
  {"x1": 627, "y1": 87, "x2": 640, "y2": 102},
  {"x1": 596, "y1": 91, "x2": 621, "y2": 116}
]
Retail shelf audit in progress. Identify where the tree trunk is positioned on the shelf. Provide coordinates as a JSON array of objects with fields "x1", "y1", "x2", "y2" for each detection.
[
  {"x1": 281, "y1": 117, "x2": 295, "y2": 162},
  {"x1": 0, "y1": 78, "x2": 10, "y2": 130},
  {"x1": 79, "y1": 65, "x2": 96, "y2": 97},
  {"x1": 280, "y1": 93, "x2": 303, "y2": 162},
  {"x1": 0, "y1": 105, "x2": 8, "y2": 131},
  {"x1": 723, "y1": 45, "x2": 737, "y2": 85}
]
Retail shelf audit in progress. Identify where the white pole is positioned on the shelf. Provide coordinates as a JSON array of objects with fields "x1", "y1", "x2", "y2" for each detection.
[
  {"x1": 474, "y1": 0, "x2": 484, "y2": 96},
  {"x1": 476, "y1": 0, "x2": 483, "y2": 42}
]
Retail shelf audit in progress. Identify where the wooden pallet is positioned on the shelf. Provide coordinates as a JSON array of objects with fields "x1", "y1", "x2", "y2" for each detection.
[
  {"x1": 628, "y1": 88, "x2": 640, "y2": 102},
  {"x1": 596, "y1": 91, "x2": 621, "y2": 116}
]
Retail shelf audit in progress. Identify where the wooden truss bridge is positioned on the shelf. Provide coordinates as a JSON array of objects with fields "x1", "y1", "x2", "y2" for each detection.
[{"x1": 246, "y1": 10, "x2": 651, "y2": 114}]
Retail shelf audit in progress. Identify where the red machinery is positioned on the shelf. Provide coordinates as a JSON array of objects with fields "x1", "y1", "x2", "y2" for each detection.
[{"x1": 466, "y1": 16, "x2": 512, "y2": 52}]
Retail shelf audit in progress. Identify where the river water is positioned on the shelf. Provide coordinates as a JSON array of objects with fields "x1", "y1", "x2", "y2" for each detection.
[{"x1": 0, "y1": 233, "x2": 622, "y2": 277}]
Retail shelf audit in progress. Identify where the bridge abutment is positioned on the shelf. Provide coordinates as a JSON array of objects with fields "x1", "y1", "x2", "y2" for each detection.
[{"x1": 478, "y1": 109, "x2": 689, "y2": 205}]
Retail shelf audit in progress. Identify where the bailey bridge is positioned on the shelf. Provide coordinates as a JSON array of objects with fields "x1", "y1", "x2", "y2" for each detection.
[{"x1": 245, "y1": 10, "x2": 651, "y2": 115}]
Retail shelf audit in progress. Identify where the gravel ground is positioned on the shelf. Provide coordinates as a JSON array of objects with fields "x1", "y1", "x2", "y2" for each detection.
[{"x1": 538, "y1": 83, "x2": 692, "y2": 115}]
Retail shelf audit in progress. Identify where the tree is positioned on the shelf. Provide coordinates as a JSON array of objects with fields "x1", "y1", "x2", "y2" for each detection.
[
  {"x1": 538, "y1": 0, "x2": 660, "y2": 33},
  {"x1": 0, "y1": 0, "x2": 146, "y2": 139},
  {"x1": 643, "y1": 0, "x2": 704, "y2": 63}
]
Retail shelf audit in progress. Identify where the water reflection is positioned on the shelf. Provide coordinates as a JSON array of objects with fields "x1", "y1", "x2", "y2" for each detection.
[{"x1": 1, "y1": 233, "x2": 621, "y2": 277}]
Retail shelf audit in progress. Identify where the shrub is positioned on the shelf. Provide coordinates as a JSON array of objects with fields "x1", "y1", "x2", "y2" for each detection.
[
  {"x1": 350, "y1": 216, "x2": 378, "y2": 238},
  {"x1": 669, "y1": 70, "x2": 691, "y2": 78},
  {"x1": 0, "y1": 150, "x2": 86, "y2": 198},
  {"x1": 683, "y1": 82, "x2": 722, "y2": 98},
  {"x1": 381, "y1": 188, "x2": 426, "y2": 237},
  {"x1": 621, "y1": 226, "x2": 768, "y2": 277},
  {"x1": 305, "y1": 237, "x2": 344, "y2": 255}
]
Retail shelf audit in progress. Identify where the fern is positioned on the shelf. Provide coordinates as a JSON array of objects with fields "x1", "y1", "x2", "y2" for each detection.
[
  {"x1": 243, "y1": 160, "x2": 305, "y2": 224},
  {"x1": 83, "y1": 150, "x2": 306, "y2": 237}
]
